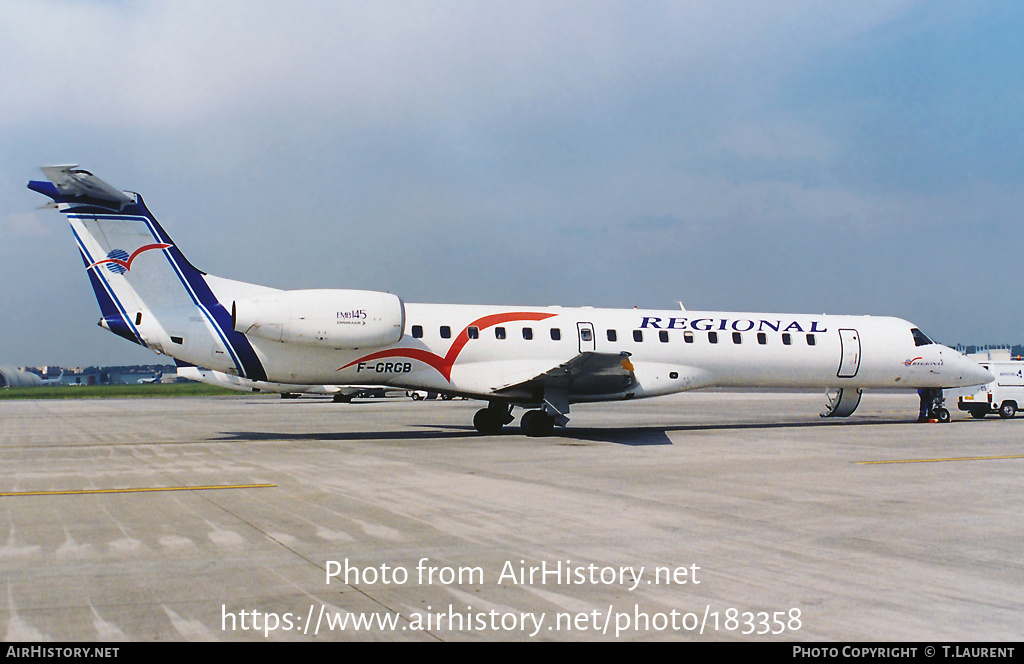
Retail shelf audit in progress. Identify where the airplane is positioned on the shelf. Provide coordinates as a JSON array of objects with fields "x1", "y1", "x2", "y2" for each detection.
[
  {"x1": 137, "y1": 371, "x2": 163, "y2": 384},
  {"x1": 29, "y1": 165, "x2": 993, "y2": 436},
  {"x1": 40, "y1": 370, "x2": 64, "y2": 386}
]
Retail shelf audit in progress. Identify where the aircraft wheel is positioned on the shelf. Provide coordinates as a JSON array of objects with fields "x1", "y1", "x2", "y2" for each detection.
[
  {"x1": 931, "y1": 407, "x2": 951, "y2": 423},
  {"x1": 521, "y1": 410, "x2": 555, "y2": 437},
  {"x1": 332, "y1": 393, "x2": 353, "y2": 403},
  {"x1": 474, "y1": 408, "x2": 505, "y2": 435},
  {"x1": 999, "y1": 402, "x2": 1017, "y2": 419},
  {"x1": 970, "y1": 408, "x2": 987, "y2": 419}
]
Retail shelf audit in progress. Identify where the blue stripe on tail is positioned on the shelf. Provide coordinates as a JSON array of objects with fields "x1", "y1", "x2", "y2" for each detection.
[
  {"x1": 130, "y1": 194, "x2": 268, "y2": 382},
  {"x1": 71, "y1": 227, "x2": 145, "y2": 346}
]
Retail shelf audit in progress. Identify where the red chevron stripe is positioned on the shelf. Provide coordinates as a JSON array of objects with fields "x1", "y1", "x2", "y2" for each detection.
[{"x1": 340, "y1": 311, "x2": 558, "y2": 382}]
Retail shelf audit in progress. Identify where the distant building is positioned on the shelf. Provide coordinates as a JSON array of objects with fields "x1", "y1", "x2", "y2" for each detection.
[
  {"x1": 957, "y1": 344, "x2": 1024, "y2": 362},
  {"x1": 59, "y1": 370, "x2": 99, "y2": 386},
  {"x1": 967, "y1": 349, "x2": 1020, "y2": 362},
  {"x1": 2, "y1": 364, "x2": 176, "y2": 387}
]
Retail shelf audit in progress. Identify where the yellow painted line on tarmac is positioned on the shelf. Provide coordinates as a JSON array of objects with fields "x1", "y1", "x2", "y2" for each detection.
[
  {"x1": 856, "y1": 455, "x2": 1024, "y2": 465},
  {"x1": 0, "y1": 483, "x2": 276, "y2": 497}
]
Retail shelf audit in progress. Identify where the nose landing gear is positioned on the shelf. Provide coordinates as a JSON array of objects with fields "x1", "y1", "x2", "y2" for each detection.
[{"x1": 918, "y1": 388, "x2": 950, "y2": 423}]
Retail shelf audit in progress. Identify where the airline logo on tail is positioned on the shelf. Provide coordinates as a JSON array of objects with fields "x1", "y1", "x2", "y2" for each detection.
[{"x1": 87, "y1": 243, "x2": 172, "y2": 274}]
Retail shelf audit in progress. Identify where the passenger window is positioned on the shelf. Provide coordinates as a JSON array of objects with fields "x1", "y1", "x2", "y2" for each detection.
[
  {"x1": 468, "y1": 326, "x2": 479, "y2": 339},
  {"x1": 440, "y1": 326, "x2": 451, "y2": 339},
  {"x1": 607, "y1": 330, "x2": 617, "y2": 342},
  {"x1": 659, "y1": 330, "x2": 669, "y2": 343},
  {"x1": 495, "y1": 327, "x2": 506, "y2": 340},
  {"x1": 732, "y1": 332, "x2": 742, "y2": 344},
  {"x1": 806, "y1": 333, "x2": 815, "y2": 346},
  {"x1": 523, "y1": 327, "x2": 533, "y2": 340},
  {"x1": 757, "y1": 332, "x2": 767, "y2": 345},
  {"x1": 411, "y1": 325, "x2": 423, "y2": 339},
  {"x1": 708, "y1": 332, "x2": 718, "y2": 344},
  {"x1": 580, "y1": 328, "x2": 593, "y2": 342},
  {"x1": 684, "y1": 331, "x2": 694, "y2": 344},
  {"x1": 633, "y1": 330, "x2": 643, "y2": 343},
  {"x1": 550, "y1": 328, "x2": 561, "y2": 341},
  {"x1": 782, "y1": 333, "x2": 792, "y2": 346}
]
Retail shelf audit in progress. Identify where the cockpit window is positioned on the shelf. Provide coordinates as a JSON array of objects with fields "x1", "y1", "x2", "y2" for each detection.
[{"x1": 911, "y1": 328, "x2": 934, "y2": 347}]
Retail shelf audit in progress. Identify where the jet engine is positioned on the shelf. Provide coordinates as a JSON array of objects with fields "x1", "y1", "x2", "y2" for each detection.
[{"x1": 232, "y1": 289, "x2": 405, "y2": 349}]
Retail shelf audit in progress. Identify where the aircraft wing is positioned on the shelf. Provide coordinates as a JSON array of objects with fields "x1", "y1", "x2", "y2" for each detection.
[{"x1": 493, "y1": 351, "x2": 637, "y2": 402}]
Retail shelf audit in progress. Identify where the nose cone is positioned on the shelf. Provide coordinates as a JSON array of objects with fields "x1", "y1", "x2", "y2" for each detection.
[{"x1": 951, "y1": 352, "x2": 994, "y2": 387}]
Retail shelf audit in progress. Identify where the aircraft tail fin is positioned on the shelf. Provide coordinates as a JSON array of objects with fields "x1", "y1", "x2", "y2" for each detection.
[{"x1": 28, "y1": 165, "x2": 268, "y2": 380}]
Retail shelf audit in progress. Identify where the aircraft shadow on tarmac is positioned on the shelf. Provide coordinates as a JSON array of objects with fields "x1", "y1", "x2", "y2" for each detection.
[{"x1": 212, "y1": 416, "x2": 924, "y2": 448}]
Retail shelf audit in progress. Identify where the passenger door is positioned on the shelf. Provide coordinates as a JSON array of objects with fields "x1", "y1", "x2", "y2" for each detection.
[{"x1": 837, "y1": 328, "x2": 861, "y2": 379}]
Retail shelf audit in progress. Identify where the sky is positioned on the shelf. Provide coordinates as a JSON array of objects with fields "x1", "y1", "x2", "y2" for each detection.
[{"x1": 1, "y1": 0, "x2": 1022, "y2": 367}]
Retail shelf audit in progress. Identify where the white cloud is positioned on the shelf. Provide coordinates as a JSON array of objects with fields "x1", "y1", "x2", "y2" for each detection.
[
  {"x1": 0, "y1": 0, "x2": 920, "y2": 130},
  {"x1": 9, "y1": 0, "x2": 1024, "y2": 364}
]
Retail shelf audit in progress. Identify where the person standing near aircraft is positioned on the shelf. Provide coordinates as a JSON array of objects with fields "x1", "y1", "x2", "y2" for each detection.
[{"x1": 917, "y1": 388, "x2": 946, "y2": 423}]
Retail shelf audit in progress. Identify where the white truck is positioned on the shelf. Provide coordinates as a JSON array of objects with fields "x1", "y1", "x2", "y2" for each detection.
[{"x1": 953, "y1": 360, "x2": 1024, "y2": 419}]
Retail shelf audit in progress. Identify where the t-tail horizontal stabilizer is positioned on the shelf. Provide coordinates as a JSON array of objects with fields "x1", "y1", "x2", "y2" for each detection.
[{"x1": 35, "y1": 164, "x2": 133, "y2": 208}]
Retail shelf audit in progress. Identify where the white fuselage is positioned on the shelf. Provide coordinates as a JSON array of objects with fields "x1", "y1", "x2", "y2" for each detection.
[{"x1": 179, "y1": 281, "x2": 989, "y2": 406}]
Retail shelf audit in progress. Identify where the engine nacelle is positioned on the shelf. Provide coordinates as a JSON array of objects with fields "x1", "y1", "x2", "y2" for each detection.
[{"x1": 232, "y1": 289, "x2": 405, "y2": 349}]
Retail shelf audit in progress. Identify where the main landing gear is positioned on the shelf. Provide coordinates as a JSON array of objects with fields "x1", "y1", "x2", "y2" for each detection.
[
  {"x1": 472, "y1": 403, "x2": 558, "y2": 437},
  {"x1": 473, "y1": 403, "x2": 515, "y2": 435},
  {"x1": 519, "y1": 409, "x2": 555, "y2": 437}
]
